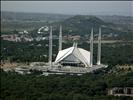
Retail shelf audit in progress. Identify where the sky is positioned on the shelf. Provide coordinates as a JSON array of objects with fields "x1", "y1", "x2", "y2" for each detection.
[{"x1": 1, "y1": 1, "x2": 133, "y2": 16}]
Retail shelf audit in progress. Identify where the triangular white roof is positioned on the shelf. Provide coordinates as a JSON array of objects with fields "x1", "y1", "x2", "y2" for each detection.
[{"x1": 55, "y1": 46, "x2": 90, "y2": 67}]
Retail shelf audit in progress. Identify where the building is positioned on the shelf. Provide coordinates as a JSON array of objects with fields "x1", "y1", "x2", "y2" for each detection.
[
  {"x1": 1, "y1": 34, "x2": 21, "y2": 42},
  {"x1": 55, "y1": 42, "x2": 90, "y2": 67},
  {"x1": 14, "y1": 26, "x2": 107, "y2": 74},
  {"x1": 108, "y1": 87, "x2": 133, "y2": 97},
  {"x1": 63, "y1": 35, "x2": 81, "y2": 41},
  {"x1": 48, "y1": 25, "x2": 102, "y2": 68}
]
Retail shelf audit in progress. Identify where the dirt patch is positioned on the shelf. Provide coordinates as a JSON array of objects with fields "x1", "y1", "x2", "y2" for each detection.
[{"x1": 1, "y1": 62, "x2": 28, "y2": 70}]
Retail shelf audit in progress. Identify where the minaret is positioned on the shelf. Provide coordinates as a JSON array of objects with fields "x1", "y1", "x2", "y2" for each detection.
[
  {"x1": 90, "y1": 28, "x2": 93, "y2": 67},
  {"x1": 73, "y1": 41, "x2": 78, "y2": 48},
  {"x1": 97, "y1": 27, "x2": 101, "y2": 65},
  {"x1": 49, "y1": 26, "x2": 52, "y2": 68},
  {"x1": 59, "y1": 25, "x2": 62, "y2": 51}
]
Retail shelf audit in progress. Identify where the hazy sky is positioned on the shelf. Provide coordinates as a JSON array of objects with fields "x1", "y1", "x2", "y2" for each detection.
[{"x1": 1, "y1": 1, "x2": 133, "y2": 16}]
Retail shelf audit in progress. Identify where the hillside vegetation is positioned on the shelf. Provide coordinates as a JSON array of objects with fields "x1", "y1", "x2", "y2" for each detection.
[
  {"x1": 1, "y1": 66, "x2": 133, "y2": 100},
  {"x1": 2, "y1": 12, "x2": 131, "y2": 37}
]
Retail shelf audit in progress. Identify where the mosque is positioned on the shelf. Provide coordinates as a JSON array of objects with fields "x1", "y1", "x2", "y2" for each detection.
[
  {"x1": 44, "y1": 25, "x2": 108, "y2": 74},
  {"x1": 49, "y1": 26, "x2": 102, "y2": 68},
  {"x1": 15, "y1": 25, "x2": 107, "y2": 75}
]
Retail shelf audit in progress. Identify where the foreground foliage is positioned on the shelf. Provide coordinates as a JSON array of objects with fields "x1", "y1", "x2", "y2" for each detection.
[{"x1": 1, "y1": 67, "x2": 133, "y2": 100}]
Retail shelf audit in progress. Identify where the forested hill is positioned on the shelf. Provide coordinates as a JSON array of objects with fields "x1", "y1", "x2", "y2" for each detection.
[
  {"x1": 61, "y1": 15, "x2": 106, "y2": 34},
  {"x1": 2, "y1": 11, "x2": 132, "y2": 36},
  {"x1": 52, "y1": 15, "x2": 124, "y2": 36},
  {"x1": 63, "y1": 15, "x2": 106, "y2": 26}
]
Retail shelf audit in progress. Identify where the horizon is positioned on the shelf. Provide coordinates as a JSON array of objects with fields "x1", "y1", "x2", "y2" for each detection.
[
  {"x1": 2, "y1": 10, "x2": 133, "y2": 17},
  {"x1": 1, "y1": 1, "x2": 133, "y2": 17}
]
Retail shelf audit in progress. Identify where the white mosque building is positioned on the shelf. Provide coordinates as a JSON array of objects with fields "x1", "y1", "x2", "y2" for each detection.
[
  {"x1": 55, "y1": 42, "x2": 91, "y2": 67},
  {"x1": 15, "y1": 25, "x2": 107, "y2": 74},
  {"x1": 48, "y1": 25, "x2": 103, "y2": 69}
]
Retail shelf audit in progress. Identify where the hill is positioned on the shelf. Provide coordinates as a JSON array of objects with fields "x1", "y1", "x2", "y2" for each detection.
[
  {"x1": 61, "y1": 15, "x2": 106, "y2": 35},
  {"x1": 52, "y1": 15, "x2": 123, "y2": 36},
  {"x1": 2, "y1": 12, "x2": 132, "y2": 40}
]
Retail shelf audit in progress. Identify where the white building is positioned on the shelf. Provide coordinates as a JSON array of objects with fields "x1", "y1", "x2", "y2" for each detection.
[
  {"x1": 48, "y1": 26, "x2": 102, "y2": 68},
  {"x1": 26, "y1": 26, "x2": 106, "y2": 74},
  {"x1": 55, "y1": 43, "x2": 90, "y2": 67}
]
